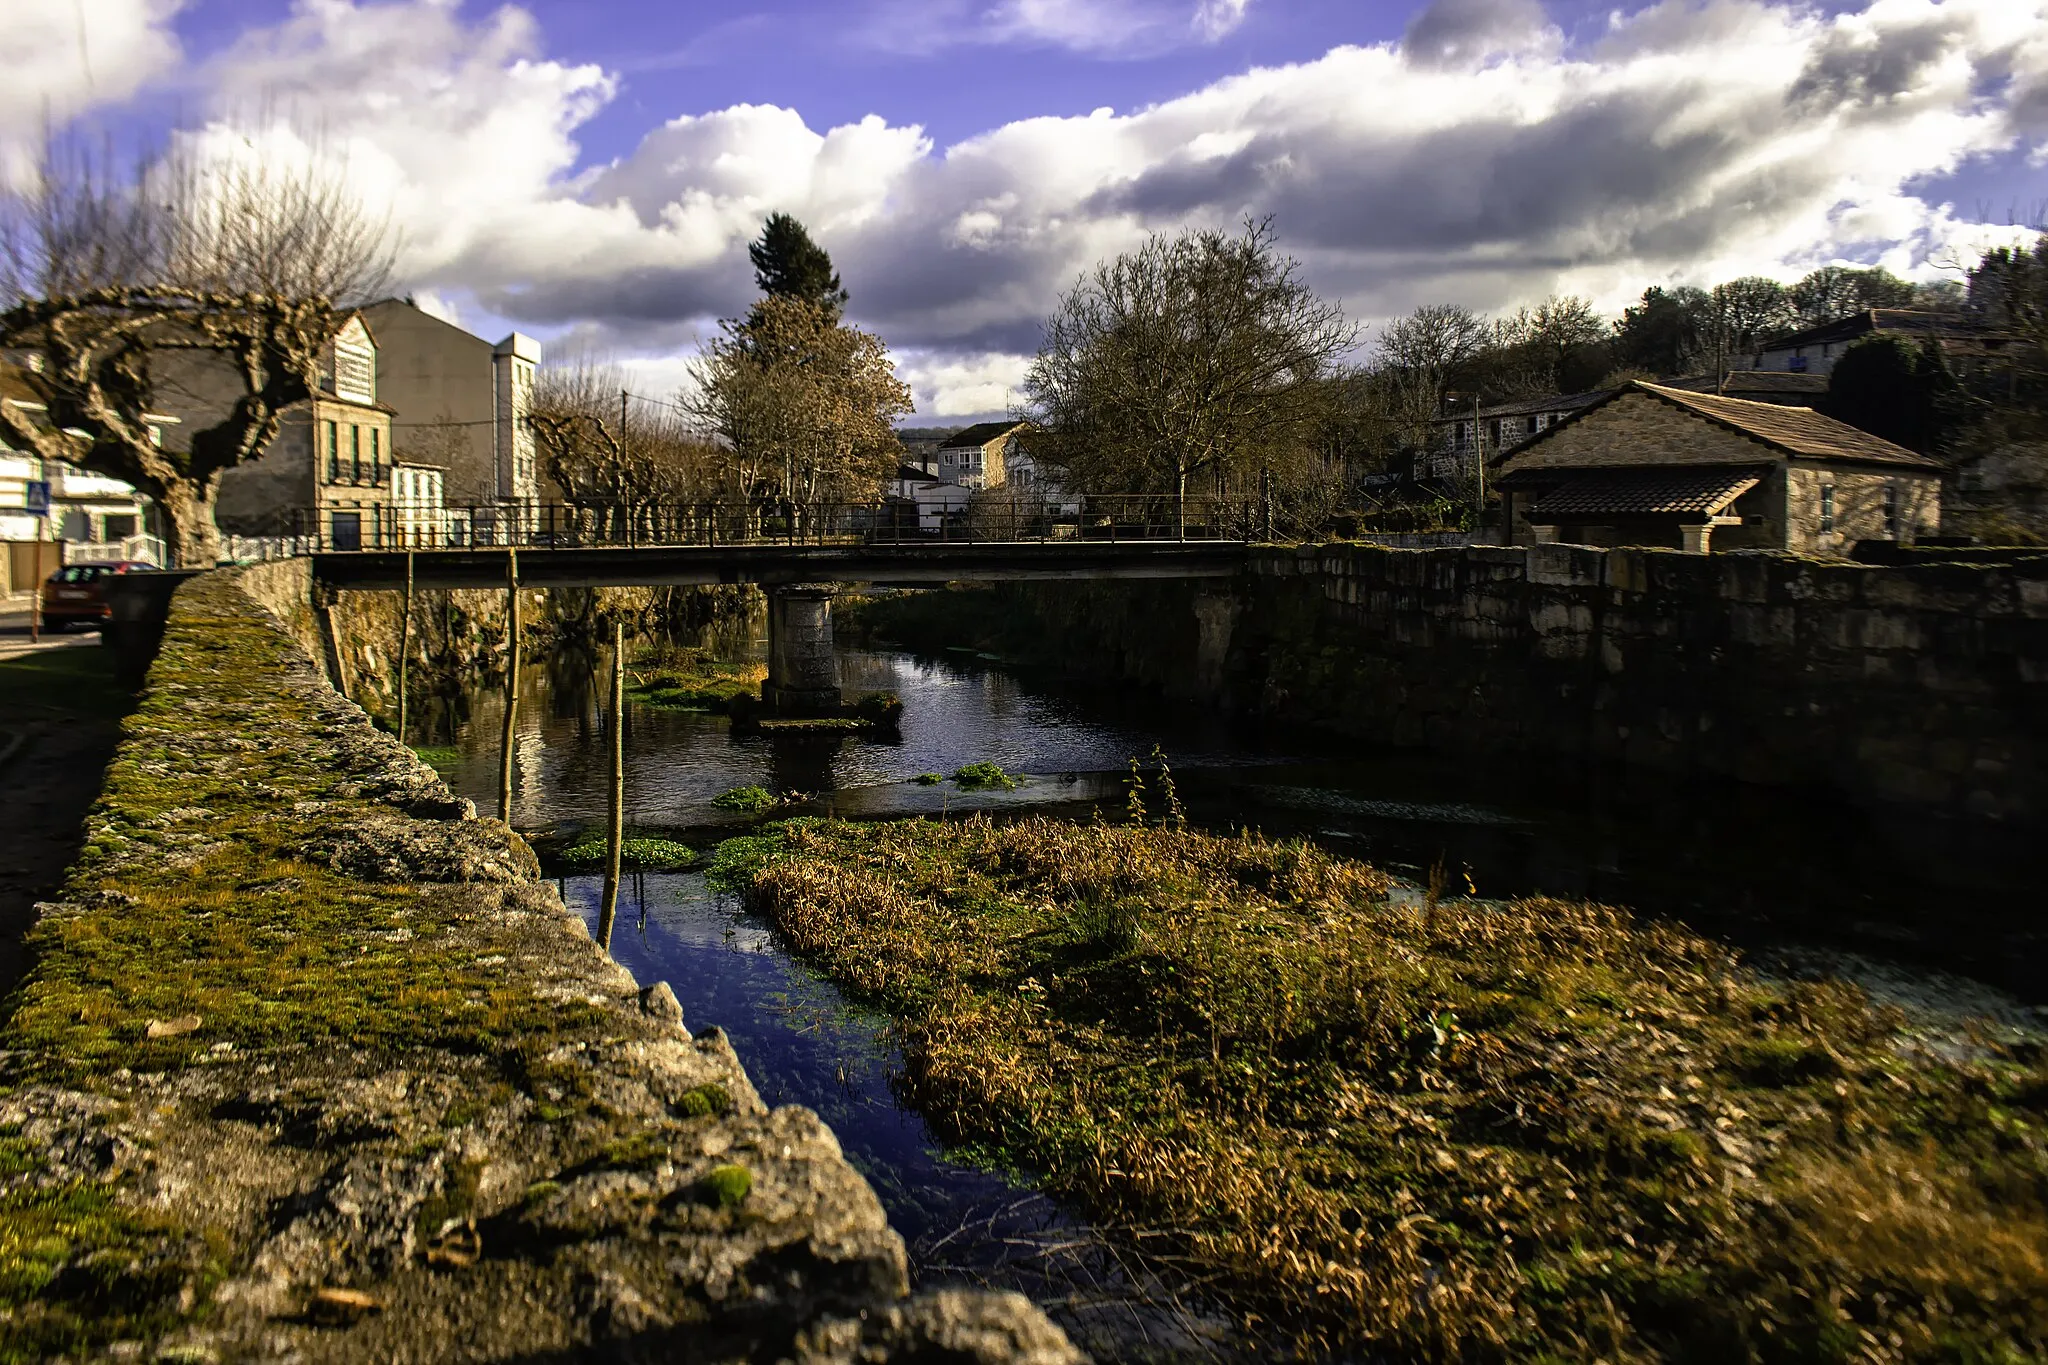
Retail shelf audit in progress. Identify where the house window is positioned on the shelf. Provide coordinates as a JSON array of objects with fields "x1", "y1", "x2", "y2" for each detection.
[
  {"x1": 1883, "y1": 485, "x2": 1900, "y2": 538},
  {"x1": 1819, "y1": 485, "x2": 1835, "y2": 533},
  {"x1": 370, "y1": 428, "x2": 383, "y2": 485},
  {"x1": 350, "y1": 426, "x2": 361, "y2": 483},
  {"x1": 331, "y1": 511, "x2": 362, "y2": 552},
  {"x1": 103, "y1": 514, "x2": 137, "y2": 541},
  {"x1": 326, "y1": 422, "x2": 340, "y2": 482}
]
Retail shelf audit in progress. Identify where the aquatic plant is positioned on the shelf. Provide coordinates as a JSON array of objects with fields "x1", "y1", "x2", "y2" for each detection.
[
  {"x1": 626, "y1": 647, "x2": 765, "y2": 714},
  {"x1": 950, "y1": 761, "x2": 1018, "y2": 791},
  {"x1": 711, "y1": 785, "x2": 780, "y2": 813},
  {"x1": 912, "y1": 773, "x2": 944, "y2": 786},
  {"x1": 730, "y1": 815, "x2": 2048, "y2": 1362},
  {"x1": 410, "y1": 745, "x2": 461, "y2": 767},
  {"x1": 553, "y1": 836, "x2": 696, "y2": 873}
]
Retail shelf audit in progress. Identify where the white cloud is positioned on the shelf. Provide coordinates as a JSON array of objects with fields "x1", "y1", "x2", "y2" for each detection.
[
  {"x1": 858, "y1": 0, "x2": 1253, "y2": 57},
  {"x1": 0, "y1": 0, "x2": 184, "y2": 184},
  {"x1": 58, "y1": 0, "x2": 2048, "y2": 421}
]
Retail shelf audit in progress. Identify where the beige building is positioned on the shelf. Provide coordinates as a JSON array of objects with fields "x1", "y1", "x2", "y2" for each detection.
[
  {"x1": 1493, "y1": 381, "x2": 1944, "y2": 554},
  {"x1": 934, "y1": 421, "x2": 1031, "y2": 491},
  {"x1": 211, "y1": 313, "x2": 396, "y2": 549},
  {"x1": 360, "y1": 299, "x2": 541, "y2": 530}
]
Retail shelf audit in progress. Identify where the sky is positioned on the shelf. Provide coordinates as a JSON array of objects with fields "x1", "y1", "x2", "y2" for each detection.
[{"x1": 7, "y1": 0, "x2": 2048, "y2": 421}]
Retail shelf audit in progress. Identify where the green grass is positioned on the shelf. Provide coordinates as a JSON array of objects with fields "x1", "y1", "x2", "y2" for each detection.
[
  {"x1": 725, "y1": 816, "x2": 2048, "y2": 1362},
  {"x1": 625, "y1": 647, "x2": 764, "y2": 714},
  {"x1": 551, "y1": 835, "x2": 697, "y2": 872},
  {"x1": 0, "y1": 643, "x2": 131, "y2": 722}
]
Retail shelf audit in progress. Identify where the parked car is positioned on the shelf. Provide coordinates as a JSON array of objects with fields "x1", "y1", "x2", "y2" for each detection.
[{"x1": 40, "y1": 562, "x2": 154, "y2": 631}]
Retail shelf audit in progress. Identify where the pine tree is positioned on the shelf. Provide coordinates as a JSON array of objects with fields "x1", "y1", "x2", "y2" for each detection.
[{"x1": 748, "y1": 213, "x2": 847, "y2": 319}]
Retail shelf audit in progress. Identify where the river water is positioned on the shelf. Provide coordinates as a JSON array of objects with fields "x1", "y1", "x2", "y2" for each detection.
[{"x1": 424, "y1": 624, "x2": 2045, "y2": 1359}]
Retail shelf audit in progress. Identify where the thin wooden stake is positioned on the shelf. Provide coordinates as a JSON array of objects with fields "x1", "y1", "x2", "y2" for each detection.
[
  {"x1": 498, "y1": 547, "x2": 520, "y2": 824},
  {"x1": 597, "y1": 616, "x2": 625, "y2": 952},
  {"x1": 397, "y1": 549, "x2": 414, "y2": 745}
]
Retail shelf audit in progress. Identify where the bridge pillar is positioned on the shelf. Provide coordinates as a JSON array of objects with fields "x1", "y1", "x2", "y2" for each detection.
[{"x1": 763, "y1": 587, "x2": 841, "y2": 714}]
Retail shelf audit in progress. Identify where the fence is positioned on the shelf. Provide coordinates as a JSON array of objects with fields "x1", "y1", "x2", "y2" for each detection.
[
  {"x1": 288, "y1": 495, "x2": 1266, "y2": 553},
  {"x1": 65, "y1": 533, "x2": 167, "y2": 567}
]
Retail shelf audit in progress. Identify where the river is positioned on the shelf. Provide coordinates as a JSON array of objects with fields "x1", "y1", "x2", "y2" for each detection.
[{"x1": 420, "y1": 619, "x2": 2045, "y2": 1359}]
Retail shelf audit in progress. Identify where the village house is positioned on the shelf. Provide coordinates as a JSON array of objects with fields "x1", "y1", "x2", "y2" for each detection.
[
  {"x1": 1729, "y1": 309, "x2": 2013, "y2": 378},
  {"x1": 934, "y1": 420, "x2": 1032, "y2": 491},
  {"x1": 360, "y1": 298, "x2": 542, "y2": 538},
  {"x1": 208, "y1": 313, "x2": 398, "y2": 551},
  {"x1": 1491, "y1": 380, "x2": 1943, "y2": 554}
]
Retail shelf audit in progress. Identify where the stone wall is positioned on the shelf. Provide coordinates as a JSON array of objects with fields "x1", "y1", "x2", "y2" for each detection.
[
  {"x1": 0, "y1": 567, "x2": 1075, "y2": 1363},
  {"x1": 866, "y1": 545, "x2": 2048, "y2": 826},
  {"x1": 1233, "y1": 543, "x2": 2046, "y2": 823}
]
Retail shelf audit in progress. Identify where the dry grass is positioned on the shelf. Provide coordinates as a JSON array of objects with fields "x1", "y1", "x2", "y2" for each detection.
[{"x1": 727, "y1": 815, "x2": 2048, "y2": 1363}]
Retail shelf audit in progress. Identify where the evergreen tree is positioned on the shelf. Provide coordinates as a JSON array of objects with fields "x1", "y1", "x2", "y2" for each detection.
[
  {"x1": 1611, "y1": 286, "x2": 1710, "y2": 377},
  {"x1": 748, "y1": 213, "x2": 847, "y2": 319}
]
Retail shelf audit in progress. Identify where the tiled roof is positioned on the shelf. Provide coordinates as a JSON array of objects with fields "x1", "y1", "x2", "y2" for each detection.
[
  {"x1": 1431, "y1": 389, "x2": 1615, "y2": 423},
  {"x1": 1529, "y1": 469, "x2": 1759, "y2": 520},
  {"x1": 1757, "y1": 308, "x2": 2003, "y2": 352},
  {"x1": 1496, "y1": 381, "x2": 1944, "y2": 477},
  {"x1": 1638, "y1": 382, "x2": 1943, "y2": 469},
  {"x1": 937, "y1": 420, "x2": 1027, "y2": 450},
  {"x1": 1662, "y1": 371, "x2": 1829, "y2": 399}
]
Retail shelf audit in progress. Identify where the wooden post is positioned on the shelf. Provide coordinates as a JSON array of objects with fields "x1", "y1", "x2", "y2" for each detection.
[
  {"x1": 597, "y1": 616, "x2": 625, "y2": 953},
  {"x1": 397, "y1": 549, "x2": 414, "y2": 746},
  {"x1": 497, "y1": 547, "x2": 520, "y2": 824}
]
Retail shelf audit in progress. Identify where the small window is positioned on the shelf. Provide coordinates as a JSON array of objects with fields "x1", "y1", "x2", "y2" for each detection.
[
  {"x1": 351, "y1": 426, "x2": 362, "y2": 483},
  {"x1": 103, "y1": 514, "x2": 137, "y2": 540},
  {"x1": 1883, "y1": 485, "x2": 1900, "y2": 538},
  {"x1": 371, "y1": 428, "x2": 383, "y2": 485},
  {"x1": 1819, "y1": 485, "x2": 1835, "y2": 533},
  {"x1": 326, "y1": 422, "x2": 340, "y2": 482}
]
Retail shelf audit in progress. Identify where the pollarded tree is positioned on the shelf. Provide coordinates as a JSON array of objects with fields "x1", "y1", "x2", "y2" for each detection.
[
  {"x1": 1710, "y1": 276, "x2": 1796, "y2": 354},
  {"x1": 0, "y1": 137, "x2": 392, "y2": 565},
  {"x1": 1025, "y1": 218, "x2": 1357, "y2": 532},
  {"x1": 528, "y1": 358, "x2": 721, "y2": 537}
]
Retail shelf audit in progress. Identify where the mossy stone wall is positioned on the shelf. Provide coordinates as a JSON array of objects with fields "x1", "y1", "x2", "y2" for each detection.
[{"x1": 0, "y1": 567, "x2": 1075, "y2": 1363}]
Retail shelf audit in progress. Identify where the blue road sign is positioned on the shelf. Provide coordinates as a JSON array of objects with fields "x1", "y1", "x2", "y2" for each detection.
[{"x1": 24, "y1": 480, "x2": 51, "y2": 516}]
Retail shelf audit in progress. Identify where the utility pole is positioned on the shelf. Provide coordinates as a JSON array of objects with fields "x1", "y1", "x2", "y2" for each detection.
[
  {"x1": 497, "y1": 547, "x2": 521, "y2": 824},
  {"x1": 397, "y1": 549, "x2": 414, "y2": 746},
  {"x1": 1472, "y1": 393, "x2": 1485, "y2": 539},
  {"x1": 597, "y1": 615, "x2": 625, "y2": 953}
]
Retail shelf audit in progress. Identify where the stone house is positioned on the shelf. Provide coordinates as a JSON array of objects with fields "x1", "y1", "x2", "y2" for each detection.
[
  {"x1": 209, "y1": 313, "x2": 396, "y2": 550},
  {"x1": 1492, "y1": 380, "x2": 1944, "y2": 554},
  {"x1": 359, "y1": 299, "x2": 542, "y2": 531},
  {"x1": 1730, "y1": 309, "x2": 2014, "y2": 379}
]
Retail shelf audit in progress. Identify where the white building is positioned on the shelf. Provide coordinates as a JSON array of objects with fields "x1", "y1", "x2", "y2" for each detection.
[{"x1": 1, "y1": 365, "x2": 165, "y2": 591}]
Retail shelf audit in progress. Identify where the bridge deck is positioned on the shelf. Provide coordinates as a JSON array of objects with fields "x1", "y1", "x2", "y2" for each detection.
[{"x1": 310, "y1": 540, "x2": 1251, "y2": 591}]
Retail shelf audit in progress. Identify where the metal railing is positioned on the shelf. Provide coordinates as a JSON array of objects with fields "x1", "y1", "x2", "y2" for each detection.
[
  {"x1": 65, "y1": 533, "x2": 167, "y2": 567},
  {"x1": 288, "y1": 495, "x2": 1266, "y2": 553}
]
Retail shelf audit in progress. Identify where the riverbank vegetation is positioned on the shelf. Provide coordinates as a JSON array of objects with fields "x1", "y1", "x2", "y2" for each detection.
[
  {"x1": 722, "y1": 814, "x2": 2048, "y2": 1362},
  {"x1": 627, "y1": 642, "x2": 765, "y2": 714},
  {"x1": 550, "y1": 834, "x2": 696, "y2": 873}
]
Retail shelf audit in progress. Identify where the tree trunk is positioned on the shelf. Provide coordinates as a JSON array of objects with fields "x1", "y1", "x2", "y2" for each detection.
[{"x1": 156, "y1": 482, "x2": 223, "y2": 569}]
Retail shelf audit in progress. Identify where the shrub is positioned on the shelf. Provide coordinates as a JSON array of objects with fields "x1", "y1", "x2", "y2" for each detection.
[
  {"x1": 712, "y1": 785, "x2": 779, "y2": 813},
  {"x1": 912, "y1": 773, "x2": 944, "y2": 786}
]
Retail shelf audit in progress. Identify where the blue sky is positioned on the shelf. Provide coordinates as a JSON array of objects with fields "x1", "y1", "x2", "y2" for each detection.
[{"x1": 9, "y1": 0, "x2": 2047, "y2": 419}]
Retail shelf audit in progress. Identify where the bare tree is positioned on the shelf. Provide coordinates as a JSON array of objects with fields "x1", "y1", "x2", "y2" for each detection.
[
  {"x1": 0, "y1": 135, "x2": 393, "y2": 565},
  {"x1": 529, "y1": 358, "x2": 719, "y2": 538},
  {"x1": 1709, "y1": 276, "x2": 1796, "y2": 356},
  {"x1": 1023, "y1": 218, "x2": 1356, "y2": 533},
  {"x1": 1374, "y1": 303, "x2": 1490, "y2": 444}
]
